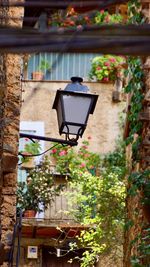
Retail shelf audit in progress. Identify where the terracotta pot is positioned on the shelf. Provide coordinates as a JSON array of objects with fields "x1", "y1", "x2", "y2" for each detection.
[
  {"x1": 21, "y1": 157, "x2": 34, "y2": 169},
  {"x1": 24, "y1": 210, "x2": 36, "y2": 218},
  {"x1": 31, "y1": 71, "x2": 44, "y2": 80}
]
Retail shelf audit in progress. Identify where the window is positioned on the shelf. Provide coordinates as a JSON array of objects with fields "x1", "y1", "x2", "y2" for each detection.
[{"x1": 25, "y1": 52, "x2": 99, "y2": 81}]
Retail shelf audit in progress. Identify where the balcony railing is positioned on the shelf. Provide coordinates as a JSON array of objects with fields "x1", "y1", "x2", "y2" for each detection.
[{"x1": 45, "y1": 182, "x2": 74, "y2": 222}]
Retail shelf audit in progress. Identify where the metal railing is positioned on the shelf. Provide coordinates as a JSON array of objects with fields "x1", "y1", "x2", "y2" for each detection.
[{"x1": 9, "y1": 211, "x2": 22, "y2": 267}]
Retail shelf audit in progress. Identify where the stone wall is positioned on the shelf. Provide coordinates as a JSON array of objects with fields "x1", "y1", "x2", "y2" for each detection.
[
  {"x1": 21, "y1": 81, "x2": 124, "y2": 154},
  {"x1": 0, "y1": 2, "x2": 24, "y2": 266}
]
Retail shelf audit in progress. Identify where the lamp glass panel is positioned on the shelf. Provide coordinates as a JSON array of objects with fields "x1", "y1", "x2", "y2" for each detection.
[
  {"x1": 62, "y1": 95, "x2": 91, "y2": 123},
  {"x1": 57, "y1": 98, "x2": 63, "y2": 129}
]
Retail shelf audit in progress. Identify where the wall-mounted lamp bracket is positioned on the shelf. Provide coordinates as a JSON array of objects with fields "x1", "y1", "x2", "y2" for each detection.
[{"x1": 19, "y1": 133, "x2": 78, "y2": 146}]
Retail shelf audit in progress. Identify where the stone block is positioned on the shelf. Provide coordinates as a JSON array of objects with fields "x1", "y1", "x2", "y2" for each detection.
[
  {"x1": 1, "y1": 216, "x2": 12, "y2": 228},
  {"x1": 3, "y1": 173, "x2": 17, "y2": 186},
  {"x1": 2, "y1": 153, "x2": 18, "y2": 172},
  {"x1": 2, "y1": 187, "x2": 16, "y2": 195},
  {"x1": 0, "y1": 242, "x2": 5, "y2": 265}
]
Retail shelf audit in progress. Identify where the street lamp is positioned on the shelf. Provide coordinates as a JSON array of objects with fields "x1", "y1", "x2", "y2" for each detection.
[
  {"x1": 52, "y1": 77, "x2": 98, "y2": 141},
  {"x1": 20, "y1": 77, "x2": 98, "y2": 147}
]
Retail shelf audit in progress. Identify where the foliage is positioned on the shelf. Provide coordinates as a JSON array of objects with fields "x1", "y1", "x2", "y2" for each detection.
[
  {"x1": 127, "y1": 170, "x2": 150, "y2": 203},
  {"x1": 36, "y1": 58, "x2": 51, "y2": 72},
  {"x1": 64, "y1": 141, "x2": 126, "y2": 267},
  {"x1": 101, "y1": 139, "x2": 126, "y2": 179},
  {"x1": 94, "y1": 10, "x2": 123, "y2": 25},
  {"x1": 130, "y1": 227, "x2": 150, "y2": 267},
  {"x1": 17, "y1": 156, "x2": 63, "y2": 213},
  {"x1": 89, "y1": 55, "x2": 126, "y2": 82},
  {"x1": 124, "y1": 57, "x2": 144, "y2": 161},
  {"x1": 50, "y1": 138, "x2": 100, "y2": 175},
  {"x1": 124, "y1": 1, "x2": 149, "y2": 266},
  {"x1": 127, "y1": 0, "x2": 145, "y2": 24},
  {"x1": 48, "y1": 7, "x2": 123, "y2": 29},
  {"x1": 48, "y1": 7, "x2": 93, "y2": 28},
  {"x1": 20, "y1": 139, "x2": 41, "y2": 163},
  {"x1": 24, "y1": 141, "x2": 41, "y2": 155}
]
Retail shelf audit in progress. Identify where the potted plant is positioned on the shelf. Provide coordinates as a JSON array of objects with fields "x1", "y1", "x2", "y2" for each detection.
[
  {"x1": 20, "y1": 140, "x2": 41, "y2": 168},
  {"x1": 32, "y1": 58, "x2": 51, "y2": 80},
  {"x1": 89, "y1": 55, "x2": 126, "y2": 83},
  {"x1": 17, "y1": 181, "x2": 39, "y2": 217},
  {"x1": 17, "y1": 156, "x2": 63, "y2": 217}
]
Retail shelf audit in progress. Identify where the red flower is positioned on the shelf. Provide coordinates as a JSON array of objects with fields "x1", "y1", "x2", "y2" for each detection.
[
  {"x1": 103, "y1": 77, "x2": 109, "y2": 82},
  {"x1": 96, "y1": 66, "x2": 102, "y2": 70},
  {"x1": 51, "y1": 149, "x2": 57, "y2": 154},
  {"x1": 69, "y1": 20, "x2": 75, "y2": 26},
  {"x1": 100, "y1": 10, "x2": 105, "y2": 14},
  {"x1": 80, "y1": 162, "x2": 86, "y2": 168},
  {"x1": 104, "y1": 62, "x2": 110, "y2": 67},
  {"x1": 59, "y1": 150, "x2": 67, "y2": 156},
  {"x1": 110, "y1": 58, "x2": 116, "y2": 63}
]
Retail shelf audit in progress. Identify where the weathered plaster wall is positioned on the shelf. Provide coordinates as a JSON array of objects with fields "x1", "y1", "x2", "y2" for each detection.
[{"x1": 21, "y1": 81, "x2": 124, "y2": 154}]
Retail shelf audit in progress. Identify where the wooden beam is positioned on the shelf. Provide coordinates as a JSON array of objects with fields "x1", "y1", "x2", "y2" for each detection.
[
  {"x1": 1, "y1": 24, "x2": 150, "y2": 55},
  {"x1": 3, "y1": 0, "x2": 128, "y2": 9}
]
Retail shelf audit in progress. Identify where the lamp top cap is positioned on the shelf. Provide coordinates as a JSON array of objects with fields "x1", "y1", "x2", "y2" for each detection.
[{"x1": 71, "y1": 76, "x2": 83, "y2": 83}]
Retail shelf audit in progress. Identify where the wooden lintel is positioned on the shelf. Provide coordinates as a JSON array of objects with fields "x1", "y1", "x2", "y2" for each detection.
[{"x1": 15, "y1": 237, "x2": 59, "y2": 247}]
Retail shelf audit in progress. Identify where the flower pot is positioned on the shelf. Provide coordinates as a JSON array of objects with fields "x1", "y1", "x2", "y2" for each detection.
[
  {"x1": 21, "y1": 157, "x2": 35, "y2": 169},
  {"x1": 31, "y1": 71, "x2": 44, "y2": 80},
  {"x1": 24, "y1": 210, "x2": 36, "y2": 218}
]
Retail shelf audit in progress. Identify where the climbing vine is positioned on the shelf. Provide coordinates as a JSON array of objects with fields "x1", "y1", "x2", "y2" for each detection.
[
  {"x1": 124, "y1": 0, "x2": 150, "y2": 266},
  {"x1": 124, "y1": 56, "x2": 144, "y2": 161}
]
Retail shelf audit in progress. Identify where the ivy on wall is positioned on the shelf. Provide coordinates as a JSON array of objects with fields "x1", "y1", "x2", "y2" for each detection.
[
  {"x1": 124, "y1": 56, "x2": 144, "y2": 161},
  {"x1": 124, "y1": 0, "x2": 150, "y2": 266}
]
